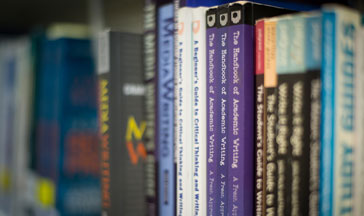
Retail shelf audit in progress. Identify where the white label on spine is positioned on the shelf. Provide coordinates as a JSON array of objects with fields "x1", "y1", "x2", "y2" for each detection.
[{"x1": 98, "y1": 31, "x2": 110, "y2": 74}]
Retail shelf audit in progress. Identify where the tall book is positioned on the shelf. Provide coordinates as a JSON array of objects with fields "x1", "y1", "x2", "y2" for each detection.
[
  {"x1": 223, "y1": 2, "x2": 293, "y2": 215},
  {"x1": 144, "y1": 0, "x2": 158, "y2": 215},
  {"x1": 216, "y1": 5, "x2": 229, "y2": 215},
  {"x1": 97, "y1": 31, "x2": 146, "y2": 216},
  {"x1": 206, "y1": 7, "x2": 219, "y2": 216},
  {"x1": 175, "y1": 7, "x2": 193, "y2": 216},
  {"x1": 319, "y1": 5, "x2": 360, "y2": 216},
  {"x1": 192, "y1": 7, "x2": 208, "y2": 216},
  {"x1": 354, "y1": 26, "x2": 364, "y2": 216},
  {"x1": 36, "y1": 37, "x2": 100, "y2": 216},
  {"x1": 157, "y1": 3, "x2": 175, "y2": 216}
]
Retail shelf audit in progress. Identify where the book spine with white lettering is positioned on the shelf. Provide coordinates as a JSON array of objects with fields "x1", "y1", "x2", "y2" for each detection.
[
  {"x1": 143, "y1": 0, "x2": 158, "y2": 214},
  {"x1": 319, "y1": 6, "x2": 359, "y2": 216},
  {"x1": 217, "y1": 5, "x2": 229, "y2": 215},
  {"x1": 176, "y1": 7, "x2": 193, "y2": 216},
  {"x1": 192, "y1": 7, "x2": 207, "y2": 216},
  {"x1": 354, "y1": 26, "x2": 364, "y2": 216},
  {"x1": 227, "y1": 3, "x2": 254, "y2": 216},
  {"x1": 304, "y1": 15, "x2": 322, "y2": 216},
  {"x1": 157, "y1": 3, "x2": 175, "y2": 216},
  {"x1": 255, "y1": 19, "x2": 265, "y2": 216},
  {"x1": 206, "y1": 8, "x2": 220, "y2": 216},
  {"x1": 263, "y1": 19, "x2": 278, "y2": 216}
]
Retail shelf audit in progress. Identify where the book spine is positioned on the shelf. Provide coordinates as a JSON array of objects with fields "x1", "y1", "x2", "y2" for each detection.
[
  {"x1": 255, "y1": 19, "x2": 265, "y2": 216},
  {"x1": 206, "y1": 8, "x2": 219, "y2": 216},
  {"x1": 320, "y1": 8, "x2": 359, "y2": 216},
  {"x1": 331, "y1": 9, "x2": 358, "y2": 216},
  {"x1": 304, "y1": 15, "x2": 321, "y2": 216},
  {"x1": 157, "y1": 4, "x2": 175, "y2": 216},
  {"x1": 97, "y1": 31, "x2": 111, "y2": 216},
  {"x1": 354, "y1": 27, "x2": 364, "y2": 216},
  {"x1": 263, "y1": 20, "x2": 278, "y2": 216},
  {"x1": 144, "y1": 0, "x2": 158, "y2": 214},
  {"x1": 217, "y1": 5, "x2": 229, "y2": 216},
  {"x1": 192, "y1": 7, "x2": 207, "y2": 216},
  {"x1": 275, "y1": 18, "x2": 293, "y2": 216},
  {"x1": 176, "y1": 7, "x2": 193, "y2": 216},
  {"x1": 227, "y1": 4, "x2": 254, "y2": 216},
  {"x1": 319, "y1": 11, "x2": 336, "y2": 216}
]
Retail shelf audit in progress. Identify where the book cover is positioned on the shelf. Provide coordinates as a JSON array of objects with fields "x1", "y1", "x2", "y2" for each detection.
[
  {"x1": 206, "y1": 7, "x2": 220, "y2": 216},
  {"x1": 176, "y1": 7, "x2": 193, "y2": 216},
  {"x1": 144, "y1": 0, "x2": 158, "y2": 215},
  {"x1": 320, "y1": 5, "x2": 360, "y2": 216},
  {"x1": 98, "y1": 31, "x2": 146, "y2": 216},
  {"x1": 157, "y1": 3, "x2": 175, "y2": 216},
  {"x1": 36, "y1": 37, "x2": 100, "y2": 216},
  {"x1": 354, "y1": 26, "x2": 364, "y2": 216},
  {"x1": 216, "y1": 5, "x2": 229, "y2": 215},
  {"x1": 191, "y1": 6, "x2": 208, "y2": 216}
]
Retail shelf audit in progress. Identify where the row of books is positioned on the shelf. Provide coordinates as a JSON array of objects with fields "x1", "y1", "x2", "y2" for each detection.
[
  {"x1": 0, "y1": 26, "x2": 101, "y2": 216},
  {"x1": 126, "y1": 0, "x2": 364, "y2": 216}
]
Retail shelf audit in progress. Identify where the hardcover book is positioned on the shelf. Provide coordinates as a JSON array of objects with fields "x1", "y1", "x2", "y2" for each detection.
[{"x1": 97, "y1": 31, "x2": 146, "y2": 216}]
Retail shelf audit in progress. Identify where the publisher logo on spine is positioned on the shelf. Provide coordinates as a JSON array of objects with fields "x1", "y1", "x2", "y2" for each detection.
[
  {"x1": 193, "y1": 20, "x2": 200, "y2": 34},
  {"x1": 178, "y1": 22, "x2": 184, "y2": 35}
]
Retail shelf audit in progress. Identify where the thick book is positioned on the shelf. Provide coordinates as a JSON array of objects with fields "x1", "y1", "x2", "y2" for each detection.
[
  {"x1": 36, "y1": 37, "x2": 100, "y2": 216},
  {"x1": 192, "y1": 7, "x2": 208, "y2": 216},
  {"x1": 143, "y1": 0, "x2": 158, "y2": 215},
  {"x1": 319, "y1": 5, "x2": 360, "y2": 216},
  {"x1": 354, "y1": 26, "x2": 364, "y2": 216},
  {"x1": 157, "y1": 3, "x2": 175, "y2": 216},
  {"x1": 216, "y1": 5, "x2": 229, "y2": 216},
  {"x1": 206, "y1": 7, "x2": 219, "y2": 216},
  {"x1": 97, "y1": 31, "x2": 146, "y2": 216},
  {"x1": 175, "y1": 7, "x2": 193, "y2": 216}
]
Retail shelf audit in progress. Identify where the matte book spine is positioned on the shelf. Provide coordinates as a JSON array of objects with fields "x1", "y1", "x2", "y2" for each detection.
[
  {"x1": 263, "y1": 19, "x2": 278, "y2": 216},
  {"x1": 320, "y1": 7, "x2": 359, "y2": 216},
  {"x1": 217, "y1": 5, "x2": 229, "y2": 216},
  {"x1": 255, "y1": 19, "x2": 265, "y2": 216},
  {"x1": 176, "y1": 7, "x2": 193, "y2": 216},
  {"x1": 157, "y1": 3, "x2": 175, "y2": 216},
  {"x1": 192, "y1": 7, "x2": 207, "y2": 216},
  {"x1": 227, "y1": 4, "x2": 254, "y2": 216},
  {"x1": 304, "y1": 15, "x2": 321, "y2": 216},
  {"x1": 206, "y1": 8, "x2": 220, "y2": 216},
  {"x1": 143, "y1": 0, "x2": 158, "y2": 214},
  {"x1": 97, "y1": 31, "x2": 111, "y2": 216}
]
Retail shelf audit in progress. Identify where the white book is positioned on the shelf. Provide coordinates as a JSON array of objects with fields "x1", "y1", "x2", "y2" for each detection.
[
  {"x1": 354, "y1": 26, "x2": 364, "y2": 216},
  {"x1": 192, "y1": 7, "x2": 207, "y2": 216},
  {"x1": 176, "y1": 7, "x2": 193, "y2": 216}
]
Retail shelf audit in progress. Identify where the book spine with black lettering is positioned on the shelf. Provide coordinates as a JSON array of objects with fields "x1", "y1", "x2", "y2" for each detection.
[
  {"x1": 227, "y1": 3, "x2": 254, "y2": 216},
  {"x1": 354, "y1": 26, "x2": 364, "y2": 216},
  {"x1": 192, "y1": 7, "x2": 207, "y2": 216},
  {"x1": 320, "y1": 6, "x2": 359, "y2": 216},
  {"x1": 263, "y1": 19, "x2": 278, "y2": 216},
  {"x1": 255, "y1": 19, "x2": 265, "y2": 216},
  {"x1": 216, "y1": 5, "x2": 229, "y2": 215},
  {"x1": 157, "y1": 3, "x2": 175, "y2": 216},
  {"x1": 176, "y1": 7, "x2": 193, "y2": 216},
  {"x1": 304, "y1": 15, "x2": 321, "y2": 216},
  {"x1": 143, "y1": 0, "x2": 158, "y2": 214},
  {"x1": 206, "y1": 8, "x2": 219, "y2": 216}
]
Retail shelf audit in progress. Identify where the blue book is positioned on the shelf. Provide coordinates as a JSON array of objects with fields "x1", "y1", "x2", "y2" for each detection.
[
  {"x1": 157, "y1": 3, "x2": 175, "y2": 216},
  {"x1": 320, "y1": 5, "x2": 360, "y2": 216},
  {"x1": 36, "y1": 37, "x2": 100, "y2": 216}
]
